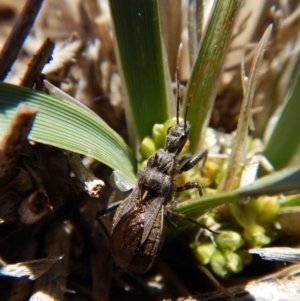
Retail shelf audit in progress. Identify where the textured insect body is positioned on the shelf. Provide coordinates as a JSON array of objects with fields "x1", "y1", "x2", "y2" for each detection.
[
  {"x1": 110, "y1": 187, "x2": 164, "y2": 273},
  {"x1": 101, "y1": 117, "x2": 208, "y2": 274},
  {"x1": 97, "y1": 47, "x2": 210, "y2": 273}
]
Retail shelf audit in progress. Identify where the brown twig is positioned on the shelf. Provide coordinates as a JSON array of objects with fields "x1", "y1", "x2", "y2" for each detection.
[
  {"x1": 0, "y1": 104, "x2": 38, "y2": 185},
  {"x1": 0, "y1": 0, "x2": 45, "y2": 80},
  {"x1": 20, "y1": 38, "x2": 55, "y2": 88}
]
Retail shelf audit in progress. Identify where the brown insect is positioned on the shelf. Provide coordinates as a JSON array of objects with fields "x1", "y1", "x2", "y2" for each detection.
[{"x1": 97, "y1": 49, "x2": 214, "y2": 273}]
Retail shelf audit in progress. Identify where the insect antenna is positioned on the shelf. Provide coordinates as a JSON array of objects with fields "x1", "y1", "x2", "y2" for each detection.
[{"x1": 175, "y1": 43, "x2": 183, "y2": 125}]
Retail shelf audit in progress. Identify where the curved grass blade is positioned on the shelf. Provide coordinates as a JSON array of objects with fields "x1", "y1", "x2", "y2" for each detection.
[
  {"x1": 109, "y1": 0, "x2": 174, "y2": 151},
  {"x1": 177, "y1": 165, "x2": 300, "y2": 219},
  {"x1": 0, "y1": 82, "x2": 136, "y2": 180},
  {"x1": 259, "y1": 74, "x2": 300, "y2": 176},
  {"x1": 237, "y1": 166, "x2": 300, "y2": 197},
  {"x1": 218, "y1": 24, "x2": 272, "y2": 192},
  {"x1": 281, "y1": 194, "x2": 300, "y2": 207},
  {"x1": 184, "y1": 0, "x2": 243, "y2": 152}
]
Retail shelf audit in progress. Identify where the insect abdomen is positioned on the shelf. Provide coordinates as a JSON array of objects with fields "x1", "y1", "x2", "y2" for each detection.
[{"x1": 111, "y1": 205, "x2": 163, "y2": 273}]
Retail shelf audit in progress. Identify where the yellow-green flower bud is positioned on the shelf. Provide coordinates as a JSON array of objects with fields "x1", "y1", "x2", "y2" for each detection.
[
  {"x1": 215, "y1": 230, "x2": 244, "y2": 252},
  {"x1": 152, "y1": 123, "x2": 166, "y2": 149},
  {"x1": 193, "y1": 242, "x2": 216, "y2": 265},
  {"x1": 140, "y1": 137, "x2": 157, "y2": 159},
  {"x1": 243, "y1": 225, "x2": 271, "y2": 247},
  {"x1": 203, "y1": 160, "x2": 219, "y2": 185},
  {"x1": 163, "y1": 118, "x2": 177, "y2": 132},
  {"x1": 224, "y1": 251, "x2": 243, "y2": 274},
  {"x1": 249, "y1": 196, "x2": 280, "y2": 225},
  {"x1": 210, "y1": 250, "x2": 244, "y2": 278},
  {"x1": 210, "y1": 250, "x2": 228, "y2": 278}
]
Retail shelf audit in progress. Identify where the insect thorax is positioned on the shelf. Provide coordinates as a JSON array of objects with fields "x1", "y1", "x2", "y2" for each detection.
[{"x1": 137, "y1": 149, "x2": 177, "y2": 197}]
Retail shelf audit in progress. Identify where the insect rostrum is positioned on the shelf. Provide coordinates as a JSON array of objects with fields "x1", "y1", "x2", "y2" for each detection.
[{"x1": 97, "y1": 117, "x2": 210, "y2": 273}]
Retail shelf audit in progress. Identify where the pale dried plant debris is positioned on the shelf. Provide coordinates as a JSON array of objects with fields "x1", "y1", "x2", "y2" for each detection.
[
  {"x1": 0, "y1": 256, "x2": 62, "y2": 280},
  {"x1": 218, "y1": 24, "x2": 272, "y2": 192},
  {"x1": 249, "y1": 247, "x2": 300, "y2": 263},
  {"x1": 240, "y1": 154, "x2": 262, "y2": 187},
  {"x1": 65, "y1": 151, "x2": 105, "y2": 198},
  {"x1": 276, "y1": 5, "x2": 300, "y2": 47},
  {"x1": 215, "y1": 2, "x2": 300, "y2": 135},
  {"x1": 94, "y1": 14, "x2": 116, "y2": 64},
  {"x1": 42, "y1": 39, "x2": 83, "y2": 75}
]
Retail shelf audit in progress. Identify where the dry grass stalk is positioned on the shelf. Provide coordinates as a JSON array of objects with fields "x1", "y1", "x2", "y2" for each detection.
[
  {"x1": 0, "y1": 0, "x2": 44, "y2": 80},
  {"x1": 0, "y1": 104, "x2": 37, "y2": 184},
  {"x1": 20, "y1": 38, "x2": 55, "y2": 88}
]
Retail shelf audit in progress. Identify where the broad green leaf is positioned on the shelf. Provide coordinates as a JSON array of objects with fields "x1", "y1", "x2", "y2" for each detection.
[
  {"x1": 0, "y1": 82, "x2": 136, "y2": 180},
  {"x1": 109, "y1": 0, "x2": 174, "y2": 152},
  {"x1": 184, "y1": 0, "x2": 243, "y2": 152}
]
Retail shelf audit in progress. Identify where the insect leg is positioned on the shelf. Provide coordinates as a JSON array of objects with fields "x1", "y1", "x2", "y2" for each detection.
[
  {"x1": 165, "y1": 206, "x2": 219, "y2": 234},
  {"x1": 177, "y1": 154, "x2": 192, "y2": 166},
  {"x1": 179, "y1": 149, "x2": 208, "y2": 173},
  {"x1": 96, "y1": 200, "x2": 123, "y2": 222},
  {"x1": 176, "y1": 182, "x2": 204, "y2": 196}
]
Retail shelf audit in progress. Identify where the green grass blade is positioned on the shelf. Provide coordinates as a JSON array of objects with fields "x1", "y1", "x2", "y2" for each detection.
[
  {"x1": 176, "y1": 190, "x2": 239, "y2": 220},
  {"x1": 0, "y1": 82, "x2": 136, "y2": 180},
  {"x1": 259, "y1": 74, "x2": 300, "y2": 176},
  {"x1": 109, "y1": 0, "x2": 174, "y2": 151},
  {"x1": 184, "y1": 0, "x2": 243, "y2": 152},
  {"x1": 281, "y1": 194, "x2": 300, "y2": 207},
  {"x1": 177, "y1": 166, "x2": 300, "y2": 219},
  {"x1": 237, "y1": 166, "x2": 300, "y2": 196}
]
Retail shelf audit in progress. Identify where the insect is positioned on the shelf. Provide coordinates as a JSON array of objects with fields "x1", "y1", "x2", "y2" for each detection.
[{"x1": 97, "y1": 50, "x2": 214, "y2": 274}]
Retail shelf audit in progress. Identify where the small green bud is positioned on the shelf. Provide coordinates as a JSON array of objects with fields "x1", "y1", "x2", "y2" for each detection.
[
  {"x1": 193, "y1": 242, "x2": 216, "y2": 265},
  {"x1": 152, "y1": 123, "x2": 166, "y2": 149},
  {"x1": 203, "y1": 160, "x2": 219, "y2": 185},
  {"x1": 249, "y1": 196, "x2": 280, "y2": 225},
  {"x1": 210, "y1": 250, "x2": 229, "y2": 278},
  {"x1": 163, "y1": 118, "x2": 177, "y2": 132},
  {"x1": 243, "y1": 225, "x2": 271, "y2": 247},
  {"x1": 224, "y1": 251, "x2": 243, "y2": 274},
  {"x1": 210, "y1": 250, "x2": 244, "y2": 278},
  {"x1": 140, "y1": 137, "x2": 157, "y2": 159},
  {"x1": 215, "y1": 230, "x2": 244, "y2": 252}
]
